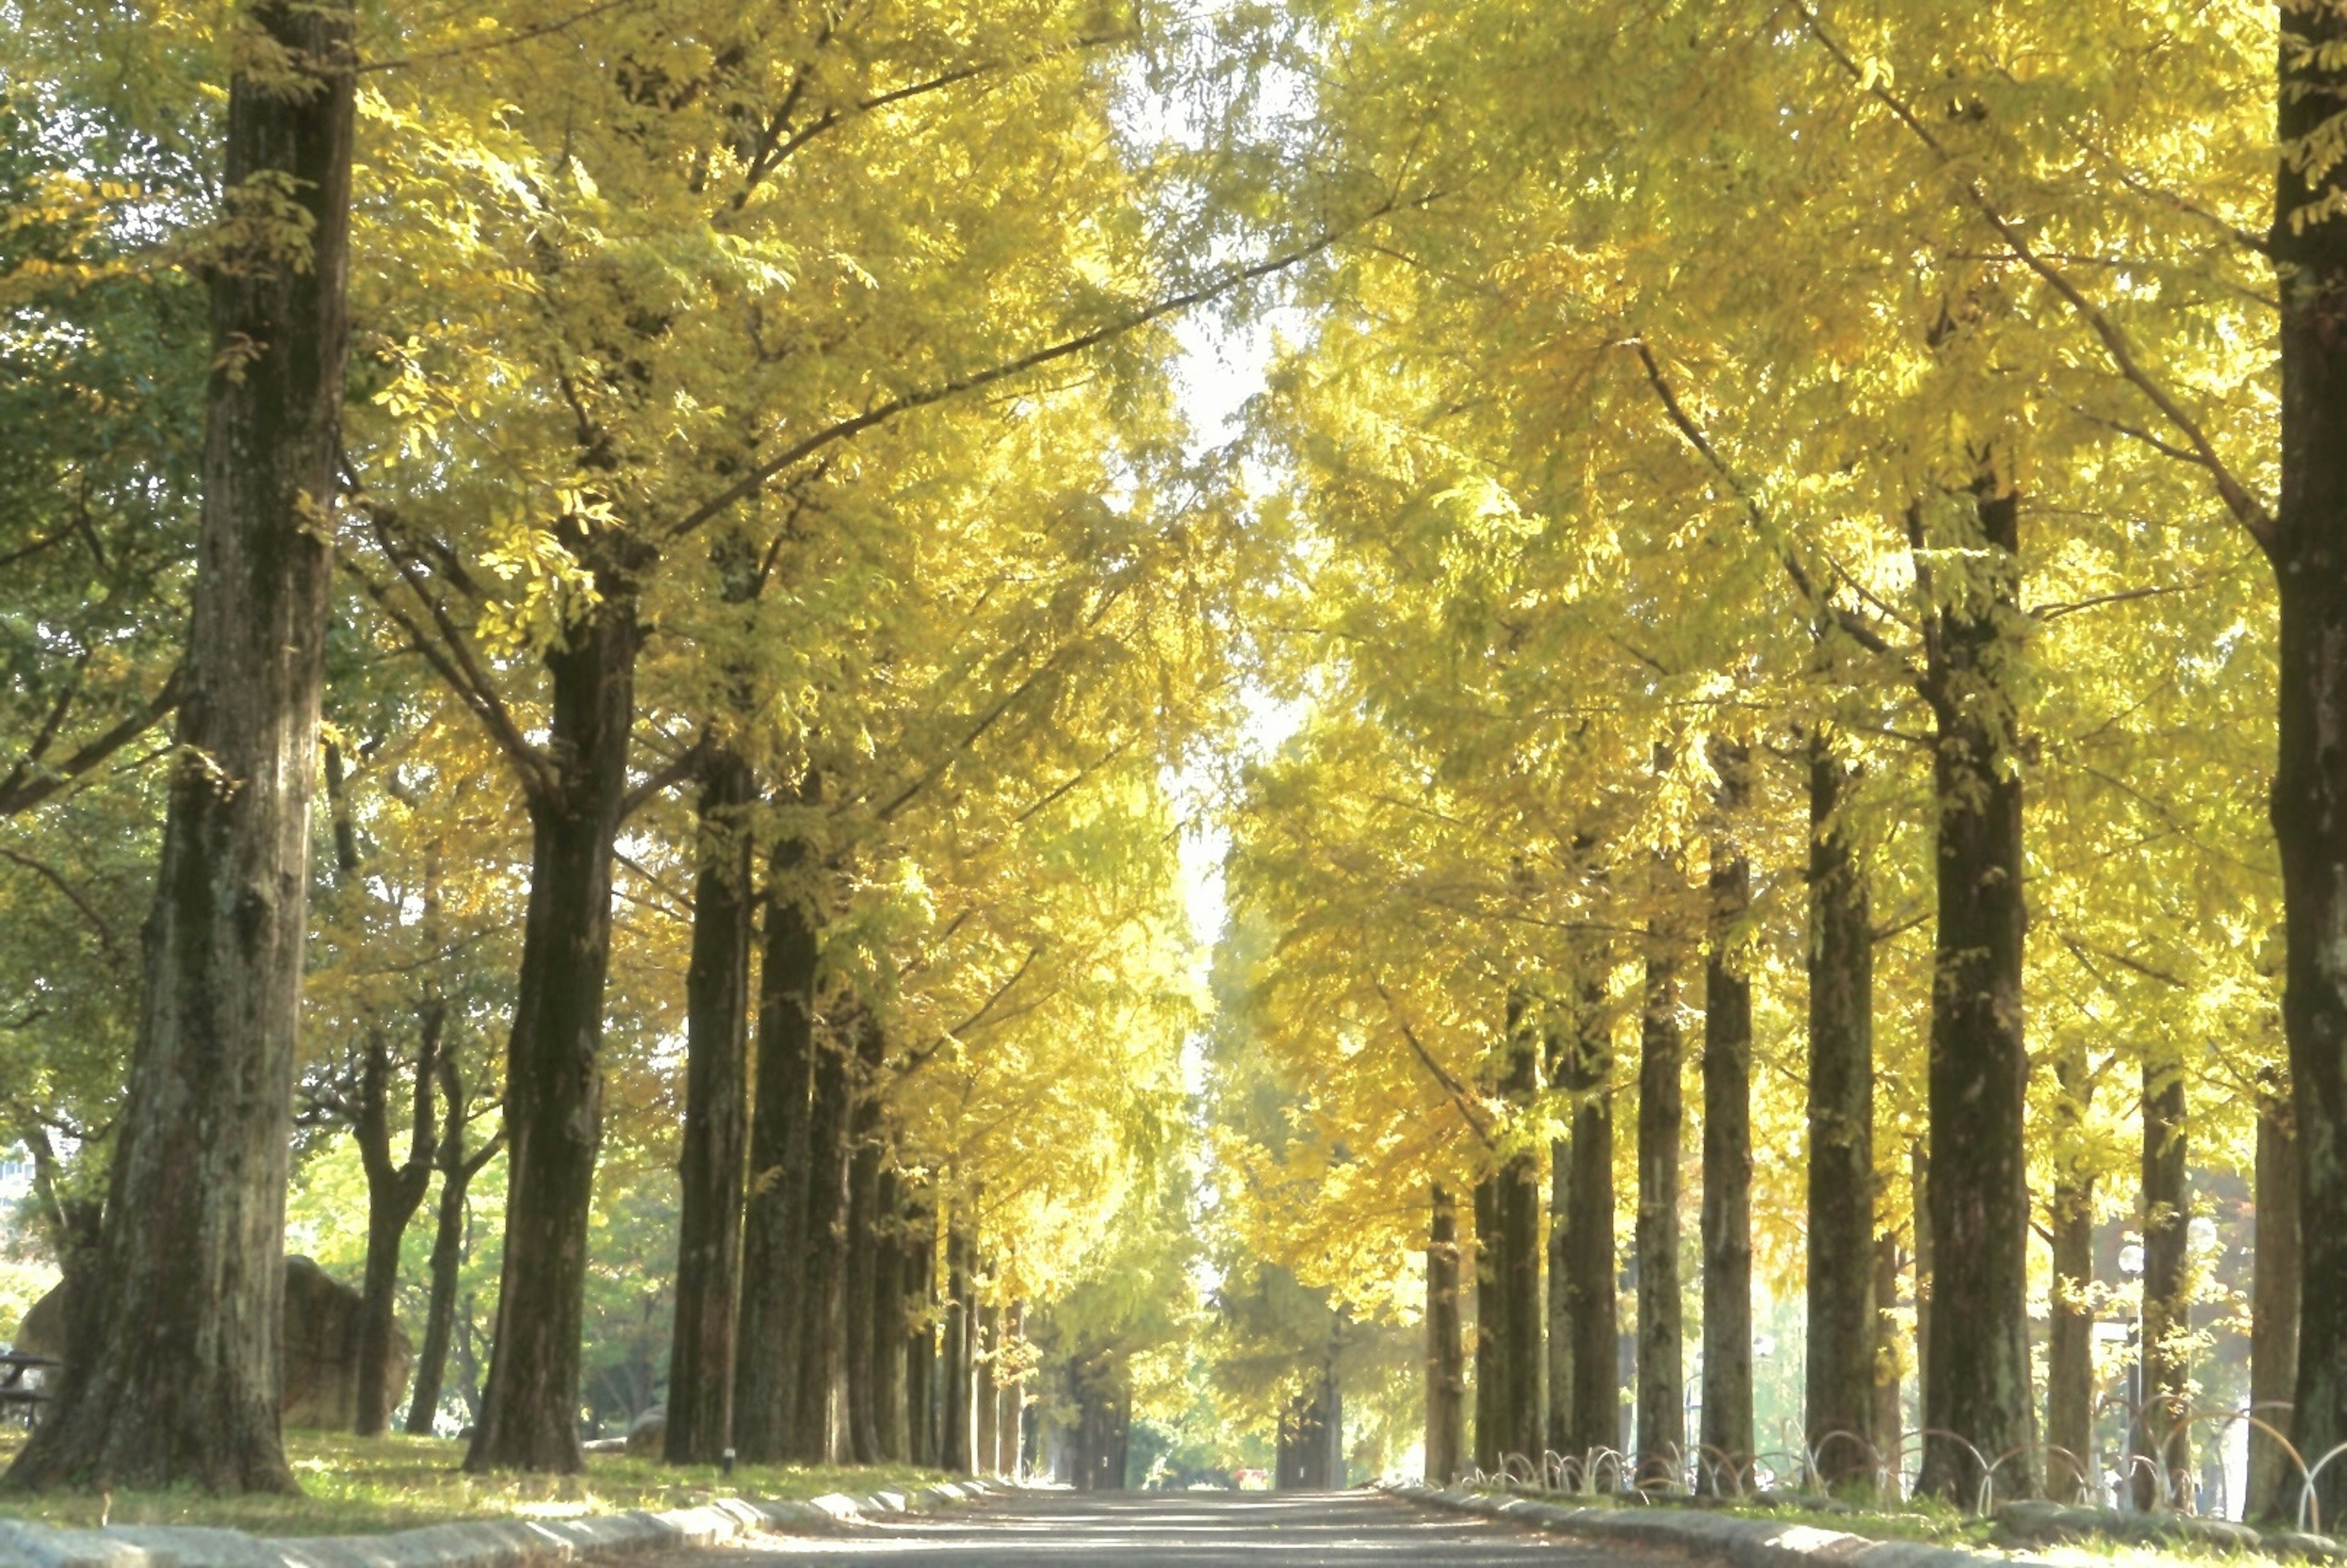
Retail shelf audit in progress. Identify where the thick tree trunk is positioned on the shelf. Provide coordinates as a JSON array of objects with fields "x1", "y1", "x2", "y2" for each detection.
[
  {"x1": 2133, "y1": 1053, "x2": 2191, "y2": 1509},
  {"x1": 1500, "y1": 1015, "x2": 1543, "y2": 1467},
  {"x1": 792, "y1": 1028, "x2": 853, "y2": 1461},
  {"x1": 466, "y1": 588, "x2": 642, "y2": 1475},
  {"x1": 1560, "y1": 973, "x2": 1620, "y2": 1457},
  {"x1": 942, "y1": 1210, "x2": 977, "y2": 1471},
  {"x1": 1872, "y1": 1229, "x2": 1904, "y2": 1482},
  {"x1": 997, "y1": 1301, "x2": 1024, "y2": 1476},
  {"x1": 733, "y1": 831, "x2": 821, "y2": 1463},
  {"x1": 2250, "y1": 1071, "x2": 2302, "y2": 1523},
  {"x1": 905, "y1": 1193, "x2": 937, "y2": 1466},
  {"x1": 974, "y1": 1300, "x2": 1000, "y2": 1475},
  {"x1": 2046, "y1": 1039, "x2": 2096, "y2": 1503},
  {"x1": 872, "y1": 1168, "x2": 908, "y2": 1462},
  {"x1": 1636, "y1": 938, "x2": 1684, "y2": 1490},
  {"x1": 666, "y1": 753, "x2": 755, "y2": 1465},
  {"x1": 1911, "y1": 1140, "x2": 1933, "y2": 1435},
  {"x1": 1700, "y1": 746, "x2": 1755, "y2": 1493},
  {"x1": 1546, "y1": 1116, "x2": 1573, "y2": 1458},
  {"x1": 356, "y1": 1009, "x2": 442, "y2": 1436},
  {"x1": 1914, "y1": 483, "x2": 2037, "y2": 1504},
  {"x1": 1472, "y1": 1176, "x2": 1504, "y2": 1474},
  {"x1": 2273, "y1": 18, "x2": 2347, "y2": 1513},
  {"x1": 1426, "y1": 1184, "x2": 1467, "y2": 1485},
  {"x1": 1805, "y1": 738, "x2": 1876, "y2": 1492},
  {"x1": 4, "y1": 0, "x2": 351, "y2": 1493},
  {"x1": 843, "y1": 1115, "x2": 883, "y2": 1464},
  {"x1": 408, "y1": 1057, "x2": 501, "y2": 1435}
]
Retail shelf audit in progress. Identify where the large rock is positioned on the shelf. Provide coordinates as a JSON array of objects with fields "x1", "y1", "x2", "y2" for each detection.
[{"x1": 11, "y1": 1255, "x2": 411, "y2": 1429}]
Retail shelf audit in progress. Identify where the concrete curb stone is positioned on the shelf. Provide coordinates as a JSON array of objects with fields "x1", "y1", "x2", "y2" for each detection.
[
  {"x1": 0, "y1": 1479, "x2": 1001, "y2": 1567},
  {"x1": 1387, "y1": 1481, "x2": 2038, "y2": 1568}
]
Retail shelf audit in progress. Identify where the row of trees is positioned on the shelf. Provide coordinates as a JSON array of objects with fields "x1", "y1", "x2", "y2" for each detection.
[
  {"x1": 0, "y1": 0, "x2": 1299, "y2": 1489},
  {"x1": 1211, "y1": 0, "x2": 2344, "y2": 1520}
]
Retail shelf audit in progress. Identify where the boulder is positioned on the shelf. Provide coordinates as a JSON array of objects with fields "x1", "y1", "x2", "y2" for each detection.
[
  {"x1": 626, "y1": 1404, "x2": 667, "y2": 1456},
  {"x1": 12, "y1": 1255, "x2": 411, "y2": 1429}
]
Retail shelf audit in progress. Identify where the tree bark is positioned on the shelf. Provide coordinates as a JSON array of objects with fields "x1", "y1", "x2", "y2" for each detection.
[
  {"x1": 974, "y1": 1298, "x2": 1000, "y2": 1475},
  {"x1": 842, "y1": 1026, "x2": 886, "y2": 1465},
  {"x1": 2250, "y1": 1070, "x2": 2302, "y2": 1523},
  {"x1": 2133, "y1": 1051, "x2": 2191, "y2": 1509},
  {"x1": 1700, "y1": 742, "x2": 1755, "y2": 1493},
  {"x1": 406, "y1": 1057, "x2": 502, "y2": 1436},
  {"x1": 1560, "y1": 971, "x2": 1620, "y2": 1457},
  {"x1": 1546, "y1": 1127, "x2": 1573, "y2": 1460},
  {"x1": 2273, "y1": 12, "x2": 2347, "y2": 1514},
  {"x1": 1914, "y1": 482, "x2": 2037, "y2": 1503},
  {"x1": 1499, "y1": 1008, "x2": 1543, "y2": 1467},
  {"x1": 1805, "y1": 737, "x2": 1876, "y2": 1492},
  {"x1": 942, "y1": 1208, "x2": 976, "y2": 1471},
  {"x1": 1472, "y1": 1175, "x2": 1502, "y2": 1474},
  {"x1": 4, "y1": 0, "x2": 352, "y2": 1493},
  {"x1": 733, "y1": 830, "x2": 821, "y2": 1463},
  {"x1": 356, "y1": 1008, "x2": 442, "y2": 1436},
  {"x1": 1636, "y1": 936, "x2": 1684, "y2": 1490},
  {"x1": 465, "y1": 584, "x2": 642, "y2": 1475},
  {"x1": 1911, "y1": 1139, "x2": 1933, "y2": 1436},
  {"x1": 666, "y1": 752, "x2": 754, "y2": 1464},
  {"x1": 997, "y1": 1300, "x2": 1025, "y2": 1476},
  {"x1": 1427, "y1": 1184, "x2": 1467, "y2": 1485},
  {"x1": 792, "y1": 1025, "x2": 852, "y2": 1461},
  {"x1": 2045, "y1": 1038, "x2": 2096, "y2": 1503},
  {"x1": 872, "y1": 1167, "x2": 908, "y2": 1462},
  {"x1": 1872, "y1": 1228, "x2": 1904, "y2": 1482},
  {"x1": 905, "y1": 1193, "x2": 937, "y2": 1466}
]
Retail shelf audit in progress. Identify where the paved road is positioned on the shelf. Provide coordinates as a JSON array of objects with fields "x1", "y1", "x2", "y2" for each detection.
[{"x1": 652, "y1": 1489, "x2": 1662, "y2": 1565}]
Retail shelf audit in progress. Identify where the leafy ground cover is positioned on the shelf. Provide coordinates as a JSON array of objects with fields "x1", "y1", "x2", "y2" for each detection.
[{"x1": 0, "y1": 1431, "x2": 941, "y2": 1536}]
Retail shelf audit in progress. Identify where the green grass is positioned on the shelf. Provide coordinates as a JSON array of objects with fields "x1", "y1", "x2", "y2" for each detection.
[{"x1": 0, "y1": 1429, "x2": 945, "y2": 1537}]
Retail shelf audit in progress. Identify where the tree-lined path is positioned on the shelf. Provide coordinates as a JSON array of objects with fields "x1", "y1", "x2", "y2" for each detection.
[{"x1": 650, "y1": 1492, "x2": 1631, "y2": 1567}]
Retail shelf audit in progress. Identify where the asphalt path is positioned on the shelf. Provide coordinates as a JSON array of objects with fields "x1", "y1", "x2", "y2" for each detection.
[{"x1": 650, "y1": 1488, "x2": 1671, "y2": 1566}]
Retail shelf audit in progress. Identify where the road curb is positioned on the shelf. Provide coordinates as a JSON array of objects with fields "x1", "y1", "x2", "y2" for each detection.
[
  {"x1": 0, "y1": 1478, "x2": 1005, "y2": 1567},
  {"x1": 1384, "y1": 1481, "x2": 2030, "y2": 1568}
]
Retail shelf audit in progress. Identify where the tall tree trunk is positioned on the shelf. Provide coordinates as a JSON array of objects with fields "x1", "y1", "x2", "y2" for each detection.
[
  {"x1": 873, "y1": 1168, "x2": 908, "y2": 1462},
  {"x1": 1700, "y1": 742, "x2": 1755, "y2": 1493},
  {"x1": 2133, "y1": 1052, "x2": 2191, "y2": 1509},
  {"x1": 406, "y1": 1060, "x2": 502, "y2": 1436},
  {"x1": 792, "y1": 1027, "x2": 852, "y2": 1461},
  {"x1": 1472, "y1": 1176, "x2": 1500, "y2": 1474},
  {"x1": 1547, "y1": 1117, "x2": 1573, "y2": 1460},
  {"x1": 466, "y1": 587, "x2": 642, "y2": 1475},
  {"x1": 1427, "y1": 1184, "x2": 1466, "y2": 1485},
  {"x1": 843, "y1": 1107, "x2": 883, "y2": 1464},
  {"x1": 1914, "y1": 482, "x2": 2037, "y2": 1504},
  {"x1": 1499, "y1": 1008, "x2": 1543, "y2": 1467},
  {"x1": 942, "y1": 1208, "x2": 977, "y2": 1471},
  {"x1": 666, "y1": 752, "x2": 755, "y2": 1464},
  {"x1": 905, "y1": 1192, "x2": 937, "y2": 1466},
  {"x1": 1560, "y1": 970, "x2": 1620, "y2": 1457},
  {"x1": 997, "y1": 1301, "x2": 1024, "y2": 1476},
  {"x1": 356, "y1": 1008, "x2": 442, "y2": 1436},
  {"x1": 2046, "y1": 1038, "x2": 2096, "y2": 1503},
  {"x1": 1805, "y1": 737, "x2": 1876, "y2": 1492},
  {"x1": 2250, "y1": 1070, "x2": 2302, "y2": 1523},
  {"x1": 733, "y1": 829, "x2": 820, "y2": 1462},
  {"x1": 4, "y1": 0, "x2": 352, "y2": 1493},
  {"x1": 1911, "y1": 1140, "x2": 1933, "y2": 1436},
  {"x1": 2274, "y1": 9, "x2": 2347, "y2": 1513},
  {"x1": 1872, "y1": 1228, "x2": 1904, "y2": 1484},
  {"x1": 974, "y1": 1298, "x2": 1001, "y2": 1475},
  {"x1": 1636, "y1": 937, "x2": 1684, "y2": 1490}
]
